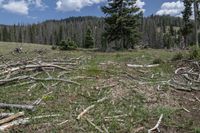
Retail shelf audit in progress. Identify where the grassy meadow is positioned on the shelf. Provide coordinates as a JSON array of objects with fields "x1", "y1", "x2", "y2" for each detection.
[{"x1": 0, "y1": 42, "x2": 199, "y2": 133}]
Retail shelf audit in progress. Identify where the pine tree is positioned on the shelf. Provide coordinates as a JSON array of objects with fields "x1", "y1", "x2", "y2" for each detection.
[
  {"x1": 181, "y1": 0, "x2": 193, "y2": 48},
  {"x1": 84, "y1": 29, "x2": 94, "y2": 48},
  {"x1": 194, "y1": 0, "x2": 199, "y2": 48},
  {"x1": 101, "y1": 0, "x2": 141, "y2": 49}
]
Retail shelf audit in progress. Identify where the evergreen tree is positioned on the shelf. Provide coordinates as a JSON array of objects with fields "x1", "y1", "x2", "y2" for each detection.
[
  {"x1": 2, "y1": 27, "x2": 9, "y2": 42},
  {"x1": 84, "y1": 29, "x2": 94, "y2": 48},
  {"x1": 101, "y1": 0, "x2": 141, "y2": 49},
  {"x1": 181, "y1": 0, "x2": 193, "y2": 48},
  {"x1": 194, "y1": 0, "x2": 199, "y2": 48}
]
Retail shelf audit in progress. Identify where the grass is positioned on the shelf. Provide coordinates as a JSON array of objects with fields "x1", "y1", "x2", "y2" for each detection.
[{"x1": 0, "y1": 42, "x2": 199, "y2": 133}]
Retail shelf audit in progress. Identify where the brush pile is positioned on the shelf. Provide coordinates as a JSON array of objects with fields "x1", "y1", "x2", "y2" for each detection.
[
  {"x1": 170, "y1": 60, "x2": 200, "y2": 91},
  {"x1": 0, "y1": 57, "x2": 85, "y2": 131},
  {"x1": 0, "y1": 57, "x2": 84, "y2": 87}
]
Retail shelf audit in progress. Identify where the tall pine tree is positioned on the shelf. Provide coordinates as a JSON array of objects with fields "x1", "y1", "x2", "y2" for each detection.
[
  {"x1": 181, "y1": 0, "x2": 193, "y2": 48},
  {"x1": 101, "y1": 0, "x2": 141, "y2": 50},
  {"x1": 194, "y1": 0, "x2": 199, "y2": 48},
  {"x1": 84, "y1": 29, "x2": 94, "y2": 48}
]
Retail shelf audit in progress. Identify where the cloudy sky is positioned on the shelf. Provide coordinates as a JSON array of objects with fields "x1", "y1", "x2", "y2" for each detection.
[{"x1": 0, "y1": 0, "x2": 185, "y2": 24}]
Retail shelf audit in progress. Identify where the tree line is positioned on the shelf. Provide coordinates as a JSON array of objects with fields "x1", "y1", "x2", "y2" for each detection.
[{"x1": 0, "y1": 0, "x2": 199, "y2": 50}]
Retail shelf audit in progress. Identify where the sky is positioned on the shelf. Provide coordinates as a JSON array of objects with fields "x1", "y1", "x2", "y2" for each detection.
[{"x1": 0, "y1": 0, "x2": 185, "y2": 25}]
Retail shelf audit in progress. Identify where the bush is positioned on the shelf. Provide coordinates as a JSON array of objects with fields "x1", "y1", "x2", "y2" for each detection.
[
  {"x1": 58, "y1": 39, "x2": 78, "y2": 50},
  {"x1": 189, "y1": 48, "x2": 200, "y2": 60},
  {"x1": 152, "y1": 58, "x2": 164, "y2": 64},
  {"x1": 51, "y1": 45, "x2": 57, "y2": 50},
  {"x1": 171, "y1": 52, "x2": 184, "y2": 61}
]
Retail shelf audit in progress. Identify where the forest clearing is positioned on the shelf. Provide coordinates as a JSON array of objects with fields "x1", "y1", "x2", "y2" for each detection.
[
  {"x1": 0, "y1": 42, "x2": 199, "y2": 133},
  {"x1": 0, "y1": 0, "x2": 200, "y2": 132}
]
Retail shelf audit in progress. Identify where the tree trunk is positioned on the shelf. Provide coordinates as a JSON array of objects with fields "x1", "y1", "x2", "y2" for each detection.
[
  {"x1": 183, "y1": 36, "x2": 187, "y2": 49},
  {"x1": 194, "y1": 0, "x2": 199, "y2": 48}
]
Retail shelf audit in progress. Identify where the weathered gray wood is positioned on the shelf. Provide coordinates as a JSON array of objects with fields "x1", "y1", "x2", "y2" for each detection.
[
  {"x1": 0, "y1": 112, "x2": 24, "y2": 125},
  {"x1": 0, "y1": 103, "x2": 34, "y2": 111}
]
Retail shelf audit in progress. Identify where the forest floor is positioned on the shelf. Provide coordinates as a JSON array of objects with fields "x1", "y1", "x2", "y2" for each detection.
[{"x1": 0, "y1": 42, "x2": 199, "y2": 133}]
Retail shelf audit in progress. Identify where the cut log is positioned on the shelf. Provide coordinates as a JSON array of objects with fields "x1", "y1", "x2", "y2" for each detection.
[
  {"x1": 127, "y1": 64, "x2": 159, "y2": 68},
  {"x1": 0, "y1": 112, "x2": 24, "y2": 125},
  {"x1": 0, "y1": 103, "x2": 34, "y2": 111},
  {"x1": 0, "y1": 76, "x2": 29, "y2": 85},
  {"x1": 0, "y1": 64, "x2": 70, "y2": 76},
  {"x1": 0, "y1": 114, "x2": 60, "y2": 131},
  {"x1": 0, "y1": 113, "x2": 14, "y2": 119}
]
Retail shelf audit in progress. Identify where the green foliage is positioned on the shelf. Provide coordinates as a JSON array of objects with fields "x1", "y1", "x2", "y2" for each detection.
[
  {"x1": 163, "y1": 33, "x2": 174, "y2": 49},
  {"x1": 181, "y1": 0, "x2": 193, "y2": 47},
  {"x1": 172, "y1": 52, "x2": 184, "y2": 61},
  {"x1": 101, "y1": 34, "x2": 107, "y2": 51},
  {"x1": 57, "y1": 39, "x2": 78, "y2": 50},
  {"x1": 101, "y1": 0, "x2": 141, "y2": 49},
  {"x1": 189, "y1": 48, "x2": 200, "y2": 59},
  {"x1": 51, "y1": 45, "x2": 57, "y2": 50},
  {"x1": 152, "y1": 58, "x2": 164, "y2": 64},
  {"x1": 84, "y1": 29, "x2": 94, "y2": 48}
]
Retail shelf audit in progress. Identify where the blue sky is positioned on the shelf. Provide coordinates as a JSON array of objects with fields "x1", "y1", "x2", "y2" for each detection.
[{"x1": 0, "y1": 0, "x2": 184, "y2": 25}]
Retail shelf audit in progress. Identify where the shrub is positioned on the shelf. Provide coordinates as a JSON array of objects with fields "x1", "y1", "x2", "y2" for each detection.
[
  {"x1": 51, "y1": 45, "x2": 57, "y2": 50},
  {"x1": 189, "y1": 48, "x2": 200, "y2": 60},
  {"x1": 171, "y1": 52, "x2": 184, "y2": 61},
  {"x1": 152, "y1": 58, "x2": 164, "y2": 64},
  {"x1": 58, "y1": 39, "x2": 78, "y2": 50}
]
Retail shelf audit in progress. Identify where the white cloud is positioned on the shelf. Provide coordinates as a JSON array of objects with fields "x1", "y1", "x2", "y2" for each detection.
[
  {"x1": 2, "y1": 1, "x2": 29, "y2": 15},
  {"x1": 0, "y1": 0, "x2": 46, "y2": 15},
  {"x1": 136, "y1": 0, "x2": 145, "y2": 12},
  {"x1": 28, "y1": 0, "x2": 47, "y2": 9},
  {"x1": 56, "y1": 0, "x2": 145, "y2": 12},
  {"x1": 156, "y1": 0, "x2": 184, "y2": 17},
  {"x1": 56, "y1": 0, "x2": 105, "y2": 11}
]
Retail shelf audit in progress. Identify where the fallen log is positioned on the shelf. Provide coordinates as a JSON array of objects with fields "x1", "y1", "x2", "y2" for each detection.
[
  {"x1": 0, "y1": 103, "x2": 34, "y2": 111},
  {"x1": 0, "y1": 114, "x2": 61, "y2": 131},
  {"x1": 0, "y1": 76, "x2": 29, "y2": 85},
  {"x1": 0, "y1": 63, "x2": 70, "y2": 76},
  {"x1": 0, "y1": 117, "x2": 29, "y2": 131},
  {"x1": 0, "y1": 76, "x2": 80, "y2": 86},
  {"x1": 127, "y1": 64, "x2": 159, "y2": 68},
  {"x1": 0, "y1": 112, "x2": 24, "y2": 125},
  {"x1": 0, "y1": 113, "x2": 14, "y2": 119}
]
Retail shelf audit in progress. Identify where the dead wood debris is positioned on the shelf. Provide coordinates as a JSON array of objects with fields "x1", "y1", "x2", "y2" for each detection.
[
  {"x1": 127, "y1": 64, "x2": 160, "y2": 68},
  {"x1": 0, "y1": 57, "x2": 84, "y2": 131},
  {"x1": 148, "y1": 114, "x2": 163, "y2": 133},
  {"x1": 0, "y1": 112, "x2": 24, "y2": 125},
  {"x1": 169, "y1": 61, "x2": 200, "y2": 91},
  {"x1": 0, "y1": 103, "x2": 34, "y2": 111},
  {"x1": 0, "y1": 113, "x2": 60, "y2": 132},
  {"x1": 77, "y1": 97, "x2": 108, "y2": 120},
  {"x1": 0, "y1": 58, "x2": 82, "y2": 87},
  {"x1": 85, "y1": 117, "x2": 104, "y2": 133}
]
